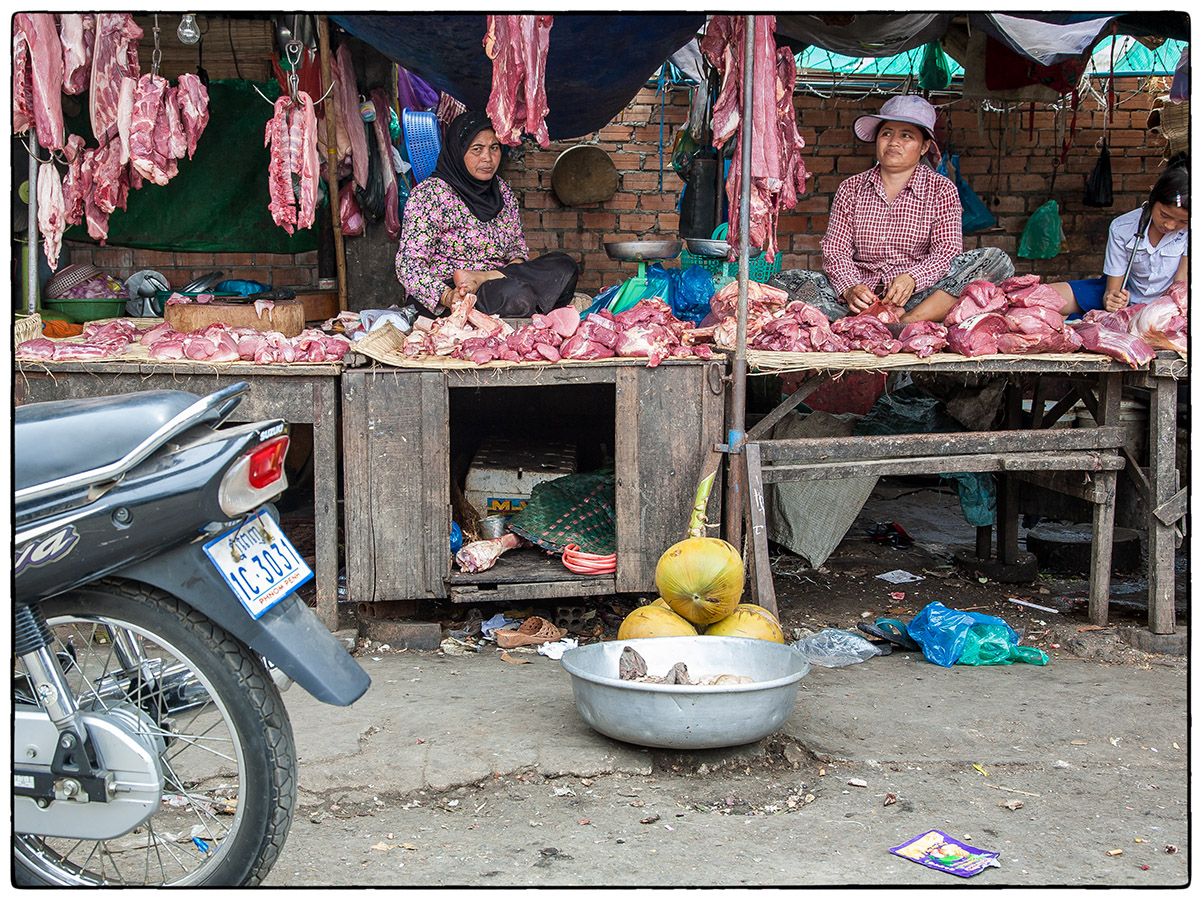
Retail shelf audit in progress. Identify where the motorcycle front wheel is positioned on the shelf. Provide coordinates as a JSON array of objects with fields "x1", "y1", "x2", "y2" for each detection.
[{"x1": 13, "y1": 580, "x2": 296, "y2": 886}]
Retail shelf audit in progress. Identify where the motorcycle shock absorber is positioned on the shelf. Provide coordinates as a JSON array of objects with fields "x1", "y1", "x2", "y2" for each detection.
[{"x1": 15, "y1": 602, "x2": 109, "y2": 794}]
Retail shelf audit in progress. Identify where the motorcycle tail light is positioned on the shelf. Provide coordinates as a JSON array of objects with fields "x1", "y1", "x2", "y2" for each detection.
[
  {"x1": 219, "y1": 435, "x2": 291, "y2": 516},
  {"x1": 248, "y1": 436, "x2": 289, "y2": 489}
]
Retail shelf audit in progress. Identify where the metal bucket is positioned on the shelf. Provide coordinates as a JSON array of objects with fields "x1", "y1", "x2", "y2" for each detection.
[
  {"x1": 560, "y1": 636, "x2": 809, "y2": 750},
  {"x1": 478, "y1": 515, "x2": 510, "y2": 539}
]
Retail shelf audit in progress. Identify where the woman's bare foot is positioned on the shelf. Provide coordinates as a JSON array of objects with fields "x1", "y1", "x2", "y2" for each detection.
[{"x1": 453, "y1": 269, "x2": 505, "y2": 293}]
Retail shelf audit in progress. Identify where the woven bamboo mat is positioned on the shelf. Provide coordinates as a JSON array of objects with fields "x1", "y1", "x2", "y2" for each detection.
[
  {"x1": 354, "y1": 323, "x2": 721, "y2": 370},
  {"x1": 745, "y1": 349, "x2": 1127, "y2": 374}
]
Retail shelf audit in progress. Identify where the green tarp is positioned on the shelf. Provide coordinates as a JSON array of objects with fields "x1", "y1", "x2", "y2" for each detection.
[{"x1": 64, "y1": 79, "x2": 319, "y2": 254}]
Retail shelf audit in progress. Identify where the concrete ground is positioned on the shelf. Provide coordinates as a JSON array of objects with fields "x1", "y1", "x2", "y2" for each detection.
[{"x1": 265, "y1": 643, "x2": 1189, "y2": 887}]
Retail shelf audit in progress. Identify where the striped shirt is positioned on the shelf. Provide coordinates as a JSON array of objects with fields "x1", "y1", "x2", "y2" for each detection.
[{"x1": 821, "y1": 163, "x2": 963, "y2": 299}]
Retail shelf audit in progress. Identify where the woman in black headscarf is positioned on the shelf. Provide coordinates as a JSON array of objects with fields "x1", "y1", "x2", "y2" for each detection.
[{"x1": 396, "y1": 111, "x2": 579, "y2": 317}]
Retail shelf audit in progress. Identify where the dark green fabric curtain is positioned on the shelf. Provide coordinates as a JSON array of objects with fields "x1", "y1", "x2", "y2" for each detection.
[{"x1": 64, "y1": 79, "x2": 319, "y2": 253}]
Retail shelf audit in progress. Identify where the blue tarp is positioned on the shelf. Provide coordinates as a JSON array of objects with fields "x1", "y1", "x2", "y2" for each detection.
[{"x1": 331, "y1": 14, "x2": 705, "y2": 140}]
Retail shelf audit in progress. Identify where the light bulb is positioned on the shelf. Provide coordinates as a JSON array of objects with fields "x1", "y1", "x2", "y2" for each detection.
[{"x1": 177, "y1": 13, "x2": 200, "y2": 45}]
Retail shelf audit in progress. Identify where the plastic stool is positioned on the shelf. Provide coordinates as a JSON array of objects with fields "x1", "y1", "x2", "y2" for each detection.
[{"x1": 402, "y1": 109, "x2": 441, "y2": 183}]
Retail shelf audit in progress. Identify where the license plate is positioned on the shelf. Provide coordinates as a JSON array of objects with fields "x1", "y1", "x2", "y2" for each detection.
[{"x1": 203, "y1": 511, "x2": 313, "y2": 619}]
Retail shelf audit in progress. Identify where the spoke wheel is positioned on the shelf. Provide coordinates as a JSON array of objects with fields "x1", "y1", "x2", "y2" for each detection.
[{"x1": 13, "y1": 581, "x2": 295, "y2": 886}]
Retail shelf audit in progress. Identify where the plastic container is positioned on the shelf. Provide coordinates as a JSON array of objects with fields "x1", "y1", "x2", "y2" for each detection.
[{"x1": 39, "y1": 297, "x2": 127, "y2": 323}]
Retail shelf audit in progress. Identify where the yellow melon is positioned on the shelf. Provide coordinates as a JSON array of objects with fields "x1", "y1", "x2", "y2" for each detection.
[
  {"x1": 616, "y1": 605, "x2": 699, "y2": 640},
  {"x1": 705, "y1": 604, "x2": 785, "y2": 643}
]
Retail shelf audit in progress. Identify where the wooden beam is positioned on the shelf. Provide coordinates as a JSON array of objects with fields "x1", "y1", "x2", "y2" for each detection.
[
  {"x1": 317, "y1": 15, "x2": 348, "y2": 312},
  {"x1": 1154, "y1": 488, "x2": 1187, "y2": 528},
  {"x1": 742, "y1": 442, "x2": 776, "y2": 618},
  {"x1": 1147, "y1": 372, "x2": 1179, "y2": 633},
  {"x1": 744, "y1": 376, "x2": 825, "y2": 442},
  {"x1": 760, "y1": 451, "x2": 1123, "y2": 483},
  {"x1": 1038, "y1": 387, "x2": 1080, "y2": 429},
  {"x1": 1088, "y1": 471, "x2": 1117, "y2": 627},
  {"x1": 758, "y1": 426, "x2": 1125, "y2": 464}
]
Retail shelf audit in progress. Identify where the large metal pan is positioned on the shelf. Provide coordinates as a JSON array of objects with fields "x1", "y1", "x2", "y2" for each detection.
[
  {"x1": 603, "y1": 239, "x2": 682, "y2": 262},
  {"x1": 560, "y1": 636, "x2": 809, "y2": 750}
]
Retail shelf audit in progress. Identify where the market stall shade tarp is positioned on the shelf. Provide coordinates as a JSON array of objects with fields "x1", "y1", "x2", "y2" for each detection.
[
  {"x1": 64, "y1": 80, "x2": 318, "y2": 254},
  {"x1": 331, "y1": 13, "x2": 705, "y2": 140}
]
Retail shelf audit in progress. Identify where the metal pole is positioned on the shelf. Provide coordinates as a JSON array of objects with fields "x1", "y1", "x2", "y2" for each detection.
[
  {"x1": 26, "y1": 134, "x2": 40, "y2": 315},
  {"x1": 723, "y1": 15, "x2": 755, "y2": 551}
]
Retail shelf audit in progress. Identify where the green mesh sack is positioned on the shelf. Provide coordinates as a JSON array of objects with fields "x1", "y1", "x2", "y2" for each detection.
[
  {"x1": 1018, "y1": 199, "x2": 1066, "y2": 259},
  {"x1": 507, "y1": 467, "x2": 616, "y2": 555}
]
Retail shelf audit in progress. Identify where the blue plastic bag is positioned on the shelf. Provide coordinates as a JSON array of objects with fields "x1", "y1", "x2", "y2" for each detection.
[
  {"x1": 906, "y1": 601, "x2": 1047, "y2": 668},
  {"x1": 670, "y1": 265, "x2": 716, "y2": 325},
  {"x1": 936, "y1": 154, "x2": 997, "y2": 234}
]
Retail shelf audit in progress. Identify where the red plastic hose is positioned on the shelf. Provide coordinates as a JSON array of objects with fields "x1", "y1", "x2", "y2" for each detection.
[{"x1": 561, "y1": 543, "x2": 617, "y2": 575}]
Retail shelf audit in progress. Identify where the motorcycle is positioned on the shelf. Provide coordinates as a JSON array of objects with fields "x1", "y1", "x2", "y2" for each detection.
[{"x1": 12, "y1": 382, "x2": 370, "y2": 885}]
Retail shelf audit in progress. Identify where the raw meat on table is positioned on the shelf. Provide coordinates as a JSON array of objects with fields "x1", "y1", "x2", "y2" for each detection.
[
  {"x1": 945, "y1": 312, "x2": 1009, "y2": 357},
  {"x1": 830, "y1": 314, "x2": 901, "y2": 357},
  {"x1": 1071, "y1": 322, "x2": 1156, "y2": 367},
  {"x1": 944, "y1": 280, "x2": 1008, "y2": 326},
  {"x1": 897, "y1": 321, "x2": 948, "y2": 358}
]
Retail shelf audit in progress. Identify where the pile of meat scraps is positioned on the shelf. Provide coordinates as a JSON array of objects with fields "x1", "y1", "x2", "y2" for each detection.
[
  {"x1": 401, "y1": 296, "x2": 713, "y2": 368},
  {"x1": 17, "y1": 318, "x2": 350, "y2": 365},
  {"x1": 701, "y1": 14, "x2": 809, "y2": 263},
  {"x1": 483, "y1": 15, "x2": 553, "y2": 148}
]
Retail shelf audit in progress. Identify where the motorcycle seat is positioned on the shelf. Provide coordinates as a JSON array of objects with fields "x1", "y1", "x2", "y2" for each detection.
[{"x1": 15, "y1": 391, "x2": 203, "y2": 493}]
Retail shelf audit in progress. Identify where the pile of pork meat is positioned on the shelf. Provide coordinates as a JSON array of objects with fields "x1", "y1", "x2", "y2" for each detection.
[
  {"x1": 13, "y1": 14, "x2": 210, "y2": 268},
  {"x1": 399, "y1": 296, "x2": 714, "y2": 368},
  {"x1": 17, "y1": 318, "x2": 350, "y2": 365},
  {"x1": 701, "y1": 276, "x2": 1186, "y2": 368}
]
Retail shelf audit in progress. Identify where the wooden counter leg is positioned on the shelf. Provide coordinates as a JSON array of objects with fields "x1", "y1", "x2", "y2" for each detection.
[
  {"x1": 312, "y1": 381, "x2": 340, "y2": 631},
  {"x1": 1147, "y1": 374, "x2": 1178, "y2": 634},
  {"x1": 742, "y1": 442, "x2": 777, "y2": 618},
  {"x1": 1088, "y1": 470, "x2": 1117, "y2": 626}
]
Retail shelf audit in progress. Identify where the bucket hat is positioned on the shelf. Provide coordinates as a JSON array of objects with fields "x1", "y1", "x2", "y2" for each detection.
[{"x1": 854, "y1": 95, "x2": 938, "y2": 145}]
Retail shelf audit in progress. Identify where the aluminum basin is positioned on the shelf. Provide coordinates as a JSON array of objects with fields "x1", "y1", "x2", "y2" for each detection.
[{"x1": 560, "y1": 636, "x2": 809, "y2": 750}]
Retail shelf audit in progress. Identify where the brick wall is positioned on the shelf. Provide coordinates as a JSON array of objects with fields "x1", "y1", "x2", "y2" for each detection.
[
  {"x1": 502, "y1": 77, "x2": 1173, "y2": 296},
  {"x1": 59, "y1": 241, "x2": 321, "y2": 291},
  {"x1": 57, "y1": 75, "x2": 1172, "y2": 300}
]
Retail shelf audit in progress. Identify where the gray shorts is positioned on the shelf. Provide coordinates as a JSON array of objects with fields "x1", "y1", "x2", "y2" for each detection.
[{"x1": 770, "y1": 247, "x2": 1015, "y2": 321}]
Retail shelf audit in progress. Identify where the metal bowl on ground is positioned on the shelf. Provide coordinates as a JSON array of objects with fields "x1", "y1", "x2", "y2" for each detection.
[
  {"x1": 603, "y1": 239, "x2": 682, "y2": 262},
  {"x1": 560, "y1": 636, "x2": 809, "y2": 750}
]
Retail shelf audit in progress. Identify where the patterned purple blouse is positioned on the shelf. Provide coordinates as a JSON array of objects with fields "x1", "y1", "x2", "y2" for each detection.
[{"x1": 395, "y1": 176, "x2": 529, "y2": 312}]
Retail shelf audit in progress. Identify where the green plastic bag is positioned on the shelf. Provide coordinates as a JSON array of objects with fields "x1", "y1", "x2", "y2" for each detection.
[
  {"x1": 919, "y1": 42, "x2": 953, "y2": 92},
  {"x1": 1018, "y1": 199, "x2": 1067, "y2": 259},
  {"x1": 958, "y1": 624, "x2": 1050, "y2": 666}
]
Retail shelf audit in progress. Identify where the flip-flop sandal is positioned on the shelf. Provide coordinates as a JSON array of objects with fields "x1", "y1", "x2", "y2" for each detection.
[{"x1": 857, "y1": 619, "x2": 921, "y2": 652}]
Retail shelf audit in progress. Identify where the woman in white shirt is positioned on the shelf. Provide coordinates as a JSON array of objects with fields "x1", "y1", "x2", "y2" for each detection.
[{"x1": 1051, "y1": 162, "x2": 1189, "y2": 317}]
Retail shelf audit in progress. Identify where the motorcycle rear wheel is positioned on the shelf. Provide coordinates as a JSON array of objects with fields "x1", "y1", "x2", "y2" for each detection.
[{"x1": 12, "y1": 580, "x2": 296, "y2": 886}]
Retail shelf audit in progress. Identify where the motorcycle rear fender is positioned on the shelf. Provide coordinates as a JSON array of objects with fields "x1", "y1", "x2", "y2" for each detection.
[{"x1": 112, "y1": 516, "x2": 370, "y2": 707}]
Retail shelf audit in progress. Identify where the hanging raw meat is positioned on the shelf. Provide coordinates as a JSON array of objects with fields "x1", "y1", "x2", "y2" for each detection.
[
  {"x1": 13, "y1": 14, "x2": 66, "y2": 151},
  {"x1": 128, "y1": 73, "x2": 175, "y2": 185},
  {"x1": 265, "y1": 92, "x2": 320, "y2": 233},
  {"x1": 90, "y1": 13, "x2": 142, "y2": 145},
  {"x1": 37, "y1": 162, "x2": 66, "y2": 270},
  {"x1": 334, "y1": 44, "x2": 369, "y2": 189},
  {"x1": 483, "y1": 15, "x2": 553, "y2": 148},
  {"x1": 175, "y1": 72, "x2": 210, "y2": 159},
  {"x1": 115, "y1": 75, "x2": 136, "y2": 163},
  {"x1": 701, "y1": 15, "x2": 810, "y2": 263},
  {"x1": 370, "y1": 89, "x2": 400, "y2": 240},
  {"x1": 61, "y1": 134, "x2": 87, "y2": 226},
  {"x1": 59, "y1": 13, "x2": 95, "y2": 94}
]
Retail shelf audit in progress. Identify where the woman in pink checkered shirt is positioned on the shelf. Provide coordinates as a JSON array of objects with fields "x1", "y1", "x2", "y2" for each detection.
[{"x1": 772, "y1": 96, "x2": 1012, "y2": 323}]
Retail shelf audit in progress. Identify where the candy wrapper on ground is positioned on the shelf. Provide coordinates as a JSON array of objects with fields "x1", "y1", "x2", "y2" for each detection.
[{"x1": 890, "y1": 829, "x2": 1001, "y2": 877}]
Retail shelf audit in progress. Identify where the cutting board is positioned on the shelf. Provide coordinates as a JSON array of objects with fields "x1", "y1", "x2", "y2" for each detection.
[{"x1": 164, "y1": 298, "x2": 305, "y2": 337}]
